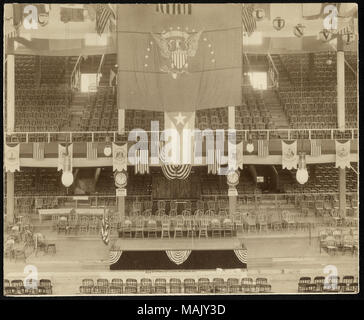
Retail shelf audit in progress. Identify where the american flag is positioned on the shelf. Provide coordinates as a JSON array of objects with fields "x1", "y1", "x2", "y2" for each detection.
[
  {"x1": 86, "y1": 142, "x2": 98, "y2": 160},
  {"x1": 258, "y1": 140, "x2": 269, "y2": 157},
  {"x1": 96, "y1": 4, "x2": 115, "y2": 36},
  {"x1": 33, "y1": 142, "x2": 44, "y2": 160},
  {"x1": 241, "y1": 4, "x2": 256, "y2": 36},
  {"x1": 311, "y1": 139, "x2": 322, "y2": 157},
  {"x1": 156, "y1": 3, "x2": 192, "y2": 15}
]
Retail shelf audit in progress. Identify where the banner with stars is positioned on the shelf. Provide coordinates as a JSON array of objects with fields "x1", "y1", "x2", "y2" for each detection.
[{"x1": 117, "y1": 4, "x2": 242, "y2": 112}]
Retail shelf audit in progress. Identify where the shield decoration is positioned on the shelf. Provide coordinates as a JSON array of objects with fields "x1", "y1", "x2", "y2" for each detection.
[{"x1": 171, "y1": 50, "x2": 187, "y2": 70}]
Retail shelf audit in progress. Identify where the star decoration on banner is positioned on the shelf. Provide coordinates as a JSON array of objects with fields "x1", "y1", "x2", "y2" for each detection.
[{"x1": 174, "y1": 112, "x2": 186, "y2": 125}]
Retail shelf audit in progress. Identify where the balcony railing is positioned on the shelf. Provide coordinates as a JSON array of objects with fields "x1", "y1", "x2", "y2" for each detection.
[{"x1": 4, "y1": 128, "x2": 359, "y2": 144}]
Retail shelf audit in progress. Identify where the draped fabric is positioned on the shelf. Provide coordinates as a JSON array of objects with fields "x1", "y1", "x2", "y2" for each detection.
[
  {"x1": 234, "y1": 249, "x2": 248, "y2": 264},
  {"x1": 57, "y1": 144, "x2": 73, "y2": 172},
  {"x1": 258, "y1": 140, "x2": 269, "y2": 157},
  {"x1": 86, "y1": 142, "x2": 98, "y2": 160},
  {"x1": 281, "y1": 140, "x2": 298, "y2": 170},
  {"x1": 117, "y1": 4, "x2": 242, "y2": 111},
  {"x1": 310, "y1": 139, "x2": 322, "y2": 157},
  {"x1": 109, "y1": 250, "x2": 122, "y2": 265},
  {"x1": 101, "y1": 214, "x2": 110, "y2": 245},
  {"x1": 33, "y1": 142, "x2": 45, "y2": 160},
  {"x1": 335, "y1": 140, "x2": 351, "y2": 169},
  {"x1": 165, "y1": 250, "x2": 192, "y2": 265},
  {"x1": 4, "y1": 144, "x2": 20, "y2": 172},
  {"x1": 134, "y1": 149, "x2": 149, "y2": 174}
]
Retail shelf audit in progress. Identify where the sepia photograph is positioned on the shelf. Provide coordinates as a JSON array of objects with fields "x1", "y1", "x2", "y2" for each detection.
[{"x1": 3, "y1": 2, "x2": 359, "y2": 300}]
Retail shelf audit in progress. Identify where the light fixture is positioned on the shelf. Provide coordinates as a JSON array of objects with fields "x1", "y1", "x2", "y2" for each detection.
[
  {"x1": 61, "y1": 171, "x2": 74, "y2": 188},
  {"x1": 104, "y1": 136, "x2": 112, "y2": 157},
  {"x1": 246, "y1": 132, "x2": 254, "y2": 153},
  {"x1": 296, "y1": 152, "x2": 309, "y2": 184}
]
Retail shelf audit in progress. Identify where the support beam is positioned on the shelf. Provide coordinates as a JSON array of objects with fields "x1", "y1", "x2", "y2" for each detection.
[
  {"x1": 6, "y1": 172, "x2": 15, "y2": 224},
  {"x1": 6, "y1": 54, "x2": 15, "y2": 133},
  {"x1": 337, "y1": 37, "x2": 346, "y2": 217}
]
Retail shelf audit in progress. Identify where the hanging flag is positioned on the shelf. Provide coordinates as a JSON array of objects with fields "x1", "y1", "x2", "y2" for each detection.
[
  {"x1": 310, "y1": 139, "x2": 322, "y2": 157},
  {"x1": 236, "y1": 141, "x2": 244, "y2": 170},
  {"x1": 86, "y1": 142, "x2": 98, "y2": 160},
  {"x1": 117, "y1": 4, "x2": 242, "y2": 111},
  {"x1": 33, "y1": 142, "x2": 45, "y2": 160},
  {"x1": 282, "y1": 141, "x2": 298, "y2": 170},
  {"x1": 164, "y1": 112, "x2": 195, "y2": 165},
  {"x1": 112, "y1": 143, "x2": 127, "y2": 172},
  {"x1": 135, "y1": 149, "x2": 149, "y2": 174},
  {"x1": 258, "y1": 140, "x2": 269, "y2": 157},
  {"x1": 96, "y1": 4, "x2": 115, "y2": 36},
  {"x1": 242, "y1": 4, "x2": 256, "y2": 36},
  {"x1": 57, "y1": 144, "x2": 73, "y2": 172},
  {"x1": 100, "y1": 211, "x2": 110, "y2": 245},
  {"x1": 335, "y1": 140, "x2": 351, "y2": 169},
  {"x1": 156, "y1": 3, "x2": 192, "y2": 15},
  {"x1": 4, "y1": 144, "x2": 20, "y2": 172}
]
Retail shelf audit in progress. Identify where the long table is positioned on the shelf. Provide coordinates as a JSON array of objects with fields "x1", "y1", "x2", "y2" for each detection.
[{"x1": 38, "y1": 208, "x2": 105, "y2": 222}]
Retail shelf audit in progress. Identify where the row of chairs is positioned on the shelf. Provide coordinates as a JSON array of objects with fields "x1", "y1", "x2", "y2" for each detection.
[
  {"x1": 4, "y1": 279, "x2": 53, "y2": 295},
  {"x1": 80, "y1": 277, "x2": 271, "y2": 294},
  {"x1": 298, "y1": 276, "x2": 358, "y2": 293}
]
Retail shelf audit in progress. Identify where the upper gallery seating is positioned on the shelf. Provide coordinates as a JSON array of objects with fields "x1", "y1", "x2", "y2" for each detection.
[
  {"x1": 14, "y1": 55, "x2": 74, "y2": 132},
  {"x1": 196, "y1": 107, "x2": 228, "y2": 130},
  {"x1": 273, "y1": 52, "x2": 357, "y2": 130}
]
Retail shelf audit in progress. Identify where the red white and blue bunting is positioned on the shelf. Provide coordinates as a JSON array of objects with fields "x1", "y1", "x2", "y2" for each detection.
[
  {"x1": 234, "y1": 249, "x2": 248, "y2": 264},
  {"x1": 165, "y1": 250, "x2": 191, "y2": 265},
  {"x1": 159, "y1": 144, "x2": 192, "y2": 180}
]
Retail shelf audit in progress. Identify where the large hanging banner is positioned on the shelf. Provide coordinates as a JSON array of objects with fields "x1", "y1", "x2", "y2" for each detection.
[
  {"x1": 281, "y1": 140, "x2": 298, "y2": 170},
  {"x1": 112, "y1": 143, "x2": 127, "y2": 172},
  {"x1": 57, "y1": 144, "x2": 73, "y2": 172},
  {"x1": 165, "y1": 250, "x2": 192, "y2": 265},
  {"x1": 4, "y1": 144, "x2": 20, "y2": 172},
  {"x1": 335, "y1": 140, "x2": 351, "y2": 169},
  {"x1": 117, "y1": 4, "x2": 242, "y2": 111}
]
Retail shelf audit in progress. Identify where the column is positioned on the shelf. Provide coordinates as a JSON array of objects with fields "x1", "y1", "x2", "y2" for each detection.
[
  {"x1": 337, "y1": 37, "x2": 346, "y2": 217},
  {"x1": 6, "y1": 172, "x2": 15, "y2": 224},
  {"x1": 6, "y1": 54, "x2": 15, "y2": 133},
  {"x1": 117, "y1": 194, "x2": 125, "y2": 219},
  {"x1": 228, "y1": 187, "x2": 237, "y2": 215}
]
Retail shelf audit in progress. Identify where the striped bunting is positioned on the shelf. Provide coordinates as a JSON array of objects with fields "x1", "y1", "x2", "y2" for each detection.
[
  {"x1": 310, "y1": 139, "x2": 322, "y2": 157},
  {"x1": 134, "y1": 149, "x2": 149, "y2": 175},
  {"x1": 208, "y1": 150, "x2": 222, "y2": 175},
  {"x1": 96, "y1": 4, "x2": 115, "y2": 36},
  {"x1": 258, "y1": 140, "x2": 269, "y2": 157},
  {"x1": 109, "y1": 250, "x2": 122, "y2": 265},
  {"x1": 234, "y1": 249, "x2": 248, "y2": 264},
  {"x1": 156, "y1": 3, "x2": 192, "y2": 15},
  {"x1": 33, "y1": 142, "x2": 44, "y2": 160},
  {"x1": 165, "y1": 250, "x2": 191, "y2": 265},
  {"x1": 242, "y1": 4, "x2": 256, "y2": 36},
  {"x1": 86, "y1": 142, "x2": 98, "y2": 160},
  {"x1": 159, "y1": 144, "x2": 192, "y2": 180}
]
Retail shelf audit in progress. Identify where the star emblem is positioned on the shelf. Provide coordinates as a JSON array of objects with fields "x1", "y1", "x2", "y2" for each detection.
[{"x1": 174, "y1": 112, "x2": 186, "y2": 126}]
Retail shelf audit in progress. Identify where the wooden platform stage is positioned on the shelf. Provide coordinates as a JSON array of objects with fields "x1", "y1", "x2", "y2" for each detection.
[{"x1": 112, "y1": 238, "x2": 244, "y2": 251}]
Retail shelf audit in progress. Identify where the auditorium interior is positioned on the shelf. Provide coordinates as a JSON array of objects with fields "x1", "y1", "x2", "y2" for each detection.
[{"x1": 3, "y1": 3, "x2": 359, "y2": 296}]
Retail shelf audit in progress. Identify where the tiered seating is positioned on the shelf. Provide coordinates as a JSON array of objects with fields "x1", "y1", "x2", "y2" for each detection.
[
  {"x1": 15, "y1": 87, "x2": 71, "y2": 132},
  {"x1": 15, "y1": 55, "x2": 38, "y2": 88},
  {"x1": 282, "y1": 164, "x2": 358, "y2": 194},
  {"x1": 39, "y1": 56, "x2": 69, "y2": 87},
  {"x1": 196, "y1": 107, "x2": 228, "y2": 130},
  {"x1": 79, "y1": 87, "x2": 117, "y2": 131},
  {"x1": 236, "y1": 87, "x2": 275, "y2": 131},
  {"x1": 80, "y1": 277, "x2": 272, "y2": 294},
  {"x1": 4, "y1": 279, "x2": 53, "y2": 295},
  {"x1": 277, "y1": 52, "x2": 357, "y2": 131},
  {"x1": 297, "y1": 275, "x2": 358, "y2": 293}
]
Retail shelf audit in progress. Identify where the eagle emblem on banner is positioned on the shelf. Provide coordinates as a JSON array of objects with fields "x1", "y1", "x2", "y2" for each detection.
[
  {"x1": 5, "y1": 144, "x2": 20, "y2": 172},
  {"x1": 335, "y1": 140, "x2": 351, "y2": 169},
  {"x1": 151, "y1": 29, "x2": 202, "y2": 79}
]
